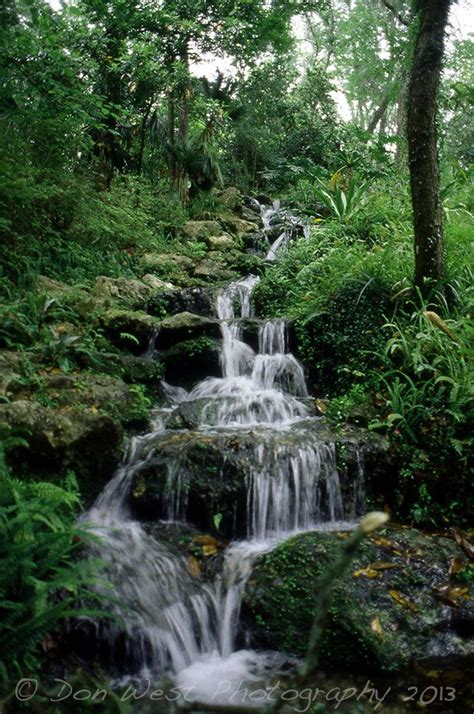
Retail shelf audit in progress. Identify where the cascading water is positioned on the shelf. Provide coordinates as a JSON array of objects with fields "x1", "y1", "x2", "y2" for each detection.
[{"x1": 80, "y1": 271, "x2": 365, "y2": 705}]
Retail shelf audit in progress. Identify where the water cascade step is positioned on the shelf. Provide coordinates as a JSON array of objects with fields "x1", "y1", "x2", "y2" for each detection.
[{"x1": 78, "y1": 271, "x2": 367, "y2": 700}]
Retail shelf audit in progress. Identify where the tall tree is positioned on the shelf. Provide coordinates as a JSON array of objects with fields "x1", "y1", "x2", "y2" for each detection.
[{"x1": 407, "y1": 0, "x2": 453, "y2": 293}]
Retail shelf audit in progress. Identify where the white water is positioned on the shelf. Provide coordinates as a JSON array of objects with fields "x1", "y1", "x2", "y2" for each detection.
[{"x1": 81, "y1": 273, "x2": 365, "y2": 705}]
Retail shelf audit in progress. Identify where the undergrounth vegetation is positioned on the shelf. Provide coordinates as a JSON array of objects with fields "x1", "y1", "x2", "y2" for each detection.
[{"x1": 1, "y1": 0, "x2": 473, "y2": 708}]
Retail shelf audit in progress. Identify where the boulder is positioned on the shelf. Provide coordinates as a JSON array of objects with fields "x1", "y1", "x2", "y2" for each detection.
[
  {"x1": 183, "y1": 221, "x2": 221, "y2": 241},
  {"x1": 141, "y1": 274, "x2": 176, "y2": 291},
  {"x1": 100, "y1": 309, "x2": 160, "y2": 352},
  {"x1": 139, "y1": 253, "x2": 194, "y2": 282},
  {"x1": 0, "y1": 400, "x2": 122, "y2": 500},
  {"x1": 9, "y1": 373, "x2": 152, "y2": 428},
  {"x1": 243, "y1": 527, "x2": 474, "y2": 672},
  {"x1": 193, "y1": 259, "x2": 237, "y2": 282},
  {"x1": 219, "y1": 186, "x2": 242, "y2": 211},
  {"x1": 0, "y1": 350, "x2": 25, "y2": 398},
  {"x1": 152, "y1": 287, "x2": 216, "y2": 318},
  {"x1": 92, "y1": 276, "x2": 153, "y2": 309},
  {"x1": 206, "y1": 234, "x2": 236, "y2": 251},
  {"x1": 220, "y1": 216, "x2": 258, "y2": 237},
  {"x1": 159, "y1": 338, "x2": 221, "y2": 387},
  {"x1": 156, "y1": 312, "x2": 221, "y2": 349}
]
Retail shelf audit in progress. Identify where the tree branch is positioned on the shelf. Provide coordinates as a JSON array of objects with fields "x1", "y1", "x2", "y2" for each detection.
[{"x1": 380, "y1": 0, "x2": 410, "y2": 27}]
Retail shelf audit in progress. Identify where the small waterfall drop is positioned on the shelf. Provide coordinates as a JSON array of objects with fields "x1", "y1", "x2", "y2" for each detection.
[{"x1": 80, "y1": 272, "x2": 366, "y2": 702}]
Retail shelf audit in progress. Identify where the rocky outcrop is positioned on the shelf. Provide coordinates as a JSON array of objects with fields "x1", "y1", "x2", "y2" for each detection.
[
  {"x1": 242, "y1": 527, "x2": 474, "y2": 672},
  {"x1": 183, "y1": 220, "x2": 222, "y2": 241},
  {"x1": 128, "y1": 422, "x2": 389, "y2": 538},
  {"x1": 0, "y1": 400, "x2": 123, "y2": 500}
]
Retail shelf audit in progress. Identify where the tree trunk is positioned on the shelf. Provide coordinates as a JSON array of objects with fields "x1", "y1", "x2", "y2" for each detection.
[
  {"x1": 367, "y1": 90, "x2": 392, "y2": 133},
  {"x1": 407, "y1": 0, "x2": 452, "y2": 294}
]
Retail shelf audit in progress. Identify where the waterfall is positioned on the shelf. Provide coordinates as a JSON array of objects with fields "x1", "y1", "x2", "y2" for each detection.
[{"x1": 80, "y1": 273, "x2": 365, "y2": 699}]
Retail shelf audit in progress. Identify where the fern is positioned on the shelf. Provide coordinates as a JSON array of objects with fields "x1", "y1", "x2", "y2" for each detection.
[{"x1": 0, "y1": 449, "x2": 105, "y2": 691}]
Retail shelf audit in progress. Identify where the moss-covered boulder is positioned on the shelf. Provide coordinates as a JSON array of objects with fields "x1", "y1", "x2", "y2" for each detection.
[
  {"x1": 159, "y1": 338, "x2": 221, "y2": 387},
  {"x1": 128, "y1": 424, "x2": 388, "y2": 538},
  {"x1": 9, "y1": 372, "x2": 152, "y2": 428},
  {"x1": 183, "y1": 220, "x2": 221, "y2": 241},
  {"x1": 206, "y1": 234, "x2": 236, "y2": 251},
  {"x1": 152, "y1": 287, "x2": 216, "y2": 318},
  {"x1": 242, "y1": 527, "x2": 474, "y2": 672},
  {"x1": 157, "y1": 311, "x2": 221, "y2": 348},
  {"x1": 92, "y1": 276, "x2": 154, "y2": 309},
  {"x1": 100, "y1": 309, "x2": 160, "y2": 352},
  {"x1": 0, "y1": 400, "x2": 122, "y2": 500}
]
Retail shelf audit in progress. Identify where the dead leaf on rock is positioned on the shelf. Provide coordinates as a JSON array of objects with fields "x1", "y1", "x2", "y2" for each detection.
[
  {"x1": 202, "y1": 544, "x2": 218, "y2": 557},
  {"x1": 448, "y1": 556, "x2": 466, "y2": 576},
  {"x1": 369, "y1": 561, "x2": 399, "y2": 571},
  {"x1": 452, "y1": 528, "x2": 474, "y2": 561},
  {"x1": 353, "y1": 566, "x2": 381, "y2": 579},
  {"x1": 389, "y1": 589, "x2": 420, "y2": 613},
  {"x1": 371, "y1": 616, "x2": 383, "y2": 637},
  {"x1": 433, "y1": 583, "x2": 470, "y2": 607},
  {"x1": 186, "y1": 556, "x2": 201, "y2": 578}
]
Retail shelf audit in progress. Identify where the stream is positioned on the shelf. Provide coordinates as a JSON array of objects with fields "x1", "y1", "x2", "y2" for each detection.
[{"x1": 76, "y1": 202, "x2": 367, "y2": 710}]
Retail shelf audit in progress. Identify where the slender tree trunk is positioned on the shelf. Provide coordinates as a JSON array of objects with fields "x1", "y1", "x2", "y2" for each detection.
[
  {"x1": 407, "y1": 0, "x2": 452, "y2": 294},
  {"x1": 367, "y1": 91, "x2": 392, "y2": 133},
  {"x1": 177, "y1": 39, "x2": 190, "y2": 204}
]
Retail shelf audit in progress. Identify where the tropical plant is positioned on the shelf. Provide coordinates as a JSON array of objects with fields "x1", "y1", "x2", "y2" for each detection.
[
  {"x1": 0, "y1": 448, "x2": 104, "y2": 689},
  {"x1": 314, "y1": 172, "x2": 370, "y2": 220}
]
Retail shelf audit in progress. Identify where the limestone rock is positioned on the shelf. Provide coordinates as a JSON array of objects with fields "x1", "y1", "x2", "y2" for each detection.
[
  {"x1": 0, "y1": 400, "x2": 122, "y2": 500},
  {"x1": 183, "y1": 220, "x2": 221, "y2": 241},
  {"x1": 100, "y1": 309, "x2": 159, "y2": 352}
]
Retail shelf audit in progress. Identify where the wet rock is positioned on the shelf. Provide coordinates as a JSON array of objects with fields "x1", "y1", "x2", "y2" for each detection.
[
  {"x1": 128, "y1": 423, "x2": 388, "y2": 539},
  {"x1": 100, "y1": 309, "x2": 160, "y2": 352},
  {"x1": 157, "y1": 312, "x2": 221, "y2": 349},
  {"x1": 183, "y1": 220, "x2": 221, "y2": 241},
  {"x1": 242, "y1": 527, "x2": 474, "y2": 672},
  {"x1": 0, "y1": 400, "x2": 122, "y2": 500},
  {"x1": 159, "y1": 339, "x2": 221, "y2": 387}
]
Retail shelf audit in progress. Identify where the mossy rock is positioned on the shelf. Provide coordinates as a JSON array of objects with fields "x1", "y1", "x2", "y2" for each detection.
[
  {"x1": 156, "y1": 312, "x2": 221, "y2": 349},
  {"x1": 242, "y1": 527, "x2": 474, "y2": 672},
  {"x1": 100, "y1": 309, "x2": 160, "y2": 353},
  {"x1": 0, "y1": 400, "x2": 123, "y2": 502},
  {"x1": 183, "y1": 220, "x2": 222, "y2": 241},
  {"x1": 159, "y1": 338, "x2": 221, "y2": 387},
  {"x1": 128, "y1": 424, "x2": 389, "y2": 539},
  {"x1": 92, "y1": 276, "x2": 154, "y2": 310},
  {"x1": 9, "y1": 372, "x2": 152, "y2": 428}
]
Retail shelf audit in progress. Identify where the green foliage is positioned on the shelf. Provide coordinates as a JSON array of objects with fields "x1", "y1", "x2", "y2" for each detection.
[
  {"x1": 0, "y1": 448, "x2": 103, "y2": 689},
  {"x1": 368, "y1": 292, "x2": 473, "y2": 526},
  {"x1": 313, "y1": 173, "x2": 370, "y2": 220}
]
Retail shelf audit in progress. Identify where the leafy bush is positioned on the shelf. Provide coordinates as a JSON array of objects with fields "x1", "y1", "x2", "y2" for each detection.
[
  {"x1": 0, "y1": 445, "x2": 102, "y2": 689},
  {"x1": 368, "y1": 293, "x2": 473, "y2": 525}
]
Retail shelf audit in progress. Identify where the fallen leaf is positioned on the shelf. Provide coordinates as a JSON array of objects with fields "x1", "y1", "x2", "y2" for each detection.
[
  {"x1": 371, "y1": 537, "x2": 394, "y2": 548},
  {"x1": 448, "y1": 556, "x2": 466, "y2": 576},
  {"x1": 186, "y1": 556, "x2": 201, "y2": 578},
  {"x1": 369, "y1": 561, "x2": 399, "y2": 571},
  {"x1": 451, "y1": 528, "x2": 474, "y2": 561},
  {"x1": 202, "y1": 544, "x2": 218, "y2": 557},
  {"x1": 315, "y1": 399, "x2": 328, "y2": 414},
  {"x1": 389, "y1": 589, "x2": 420, "y2": 613},
  {"x1": 371, "y1": 616, "x2": 383, "y2": 637},
  {"x1": 353, "y1": 567, "x2": 381, "y2": 579}
]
